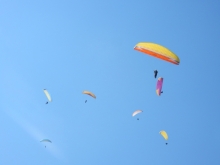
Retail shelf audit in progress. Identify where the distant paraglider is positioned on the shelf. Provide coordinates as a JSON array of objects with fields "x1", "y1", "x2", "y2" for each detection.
[
  {"x1": 156, "y1": 77, "x2": 163, "y2": 96},
  {"x1": 83, "y1": 90, "x2": 96, "y2": 102},
  {"x1": 43, "y1": 89, "x2": 52, "y2": 104},
  {"x1": 154, "y1": 70, "x2": 158, "y2": 78},
  {"x1": 134, "y1": 42, "x2": 180, "y2": 65},
  {"x1": 40, "y1": 139, "x2": 52, "y2": 148},
  {"x1": 132, "y1": 110, "x2": 143, "y2": 120},
  {"x1": 159, "y1": 130, "x2": 168, "y2": 145}
]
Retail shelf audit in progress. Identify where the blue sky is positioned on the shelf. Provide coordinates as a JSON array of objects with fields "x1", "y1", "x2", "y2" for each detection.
[{"x1": 1, "y1": 0, "x2": 220, "y2": 164}]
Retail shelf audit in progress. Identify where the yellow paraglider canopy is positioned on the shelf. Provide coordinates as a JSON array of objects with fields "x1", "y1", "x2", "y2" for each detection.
[
  {"x1": 159, "y1": 130, "x2": 168, "y2": 140},
  {"x1": 134, "y1": 42, "x2": 180, "y2": 65}
]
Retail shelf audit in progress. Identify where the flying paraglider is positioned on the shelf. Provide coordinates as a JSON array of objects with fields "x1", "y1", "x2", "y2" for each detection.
[
  {"x1": 83, "y1": 90, "x2": 96, "y2": 98},
  {"x1": 40, "y1": 139, "x2": 52, "y2": 148},
  {"x1": 134, "y1": 42, "x2": 180, "y2": 65},
  {"x1": 132, "y1": 110, "x2": 143, "y2": 120},
  {"x1": 159, "y1": 130, "x2": 168, "y2": 145},
  {"x1": 43, "y1": 89, "x2": 52, "y2": 104},
  {"x1": 156, "y1": 77, "x2": 163, "y2": 96},
  {"x1": 154, "y1": 70, "x2": 158, "y2": 78}
]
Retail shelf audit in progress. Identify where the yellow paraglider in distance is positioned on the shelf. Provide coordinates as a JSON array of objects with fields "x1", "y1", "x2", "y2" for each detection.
[
  {"x1": 134, "y1": 42, "x2": 180, "y2": 65},
  {"x1": 159, "y1": 130, "x2": 168, "y2": 140},
  {"x1": 83, "y1": 90, "x2": 96, "y2": 99}
]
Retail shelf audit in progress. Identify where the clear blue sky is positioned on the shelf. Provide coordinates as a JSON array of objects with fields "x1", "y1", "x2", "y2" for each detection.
[{"x1": 1, "y1": 0, "x2": 220, "y2": 164}]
